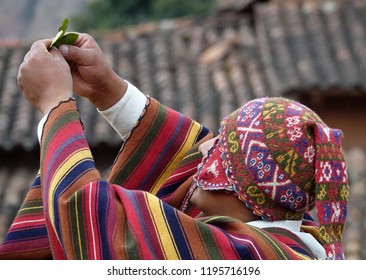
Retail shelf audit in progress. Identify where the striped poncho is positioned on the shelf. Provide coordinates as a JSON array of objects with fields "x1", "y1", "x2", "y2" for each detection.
[{"x1": 0, "y1": 98, "x2": 322, "y2": 259}]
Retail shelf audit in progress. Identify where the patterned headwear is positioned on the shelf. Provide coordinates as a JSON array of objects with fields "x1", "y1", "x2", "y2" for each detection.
[{"x1": 194, "y1": 97, "x2": 349, "y2": 260}]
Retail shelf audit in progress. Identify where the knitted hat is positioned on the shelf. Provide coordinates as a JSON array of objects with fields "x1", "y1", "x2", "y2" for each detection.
[{"x1": 194, "y1": 97, "x2": 349, "y2": 260}]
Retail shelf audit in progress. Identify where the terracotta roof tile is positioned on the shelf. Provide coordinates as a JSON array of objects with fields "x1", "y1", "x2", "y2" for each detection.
[
  {"x1": 282, "y1": 2, "x2": 319, "y2": 87},
  {"x1": 1, "y1": 1, "x2": 365, "y2": 150},
  {"x1": 0, "y1": 165, "x2": 35, "y2": 242},
  {"x1": 217, "y1": 0, "x2": 260, "y2": 13},
  {"x1": 0, "y1": 0, "x2": 365, "y2": 150},
  {"x1": 255, "y1": 0, "x2": 366, "y2": 93},
  {"x1": 344, "y1": 147, "x2": 366, "y2": 259}
]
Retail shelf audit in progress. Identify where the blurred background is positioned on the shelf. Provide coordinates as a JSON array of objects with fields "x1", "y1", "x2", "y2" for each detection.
[{"x1": 0, "y1": 0, "x2": 365, "y2": 259}]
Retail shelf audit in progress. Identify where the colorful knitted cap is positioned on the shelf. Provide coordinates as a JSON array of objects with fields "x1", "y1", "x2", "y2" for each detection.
[{"x1": 194, "y1": 97, "x2": 349, "y2": 259}]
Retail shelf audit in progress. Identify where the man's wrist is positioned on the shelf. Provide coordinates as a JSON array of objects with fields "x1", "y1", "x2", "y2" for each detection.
[
  {"x1": 37, "y1": 97, "x2": 76, "y2": 143},
  {"x1": 39, "y1": 96, "x2": 73, "y2": 116},
  {"x1": 89, "y1": 74, "x2": 128, "y2": 111}
]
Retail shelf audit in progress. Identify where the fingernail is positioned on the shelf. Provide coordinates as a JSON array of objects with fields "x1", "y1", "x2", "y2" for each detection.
[{"x1": 59, "y1": 45, "x2": 69, "y2": 55}]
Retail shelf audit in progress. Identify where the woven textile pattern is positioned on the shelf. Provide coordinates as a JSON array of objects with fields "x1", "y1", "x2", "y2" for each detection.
[
  {"x1": 0, "y1": 98, "x2": 330, "y2": 259},
  {"x1": 194, "y1": 98, "x2": 349, "y2": 259}
]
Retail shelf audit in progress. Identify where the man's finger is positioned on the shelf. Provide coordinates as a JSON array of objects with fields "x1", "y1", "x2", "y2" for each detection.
[
  {"x1": 49, "y1": 47, "x2": 68, "y2": 62},
  {"x1": 71, "y1": 32, "x2": 91, "y2": 48},
  {"x1": 59, "y1": 44, "x2": 96, "y2": 66},
  {"x1": 22, "y1": 39, "x2": 53, "y2": 64},
  {"x1": 30, "y1": 39, "x2": 53, "y2": 51}
]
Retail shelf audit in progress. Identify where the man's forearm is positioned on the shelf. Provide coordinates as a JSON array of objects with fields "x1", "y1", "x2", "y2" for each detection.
[
  {"x1": 37, "y1": 80, "x2": 147, "y2": 142},
  {"x1": 40, "y1": 98, "x2": 101, "y2": 258}
]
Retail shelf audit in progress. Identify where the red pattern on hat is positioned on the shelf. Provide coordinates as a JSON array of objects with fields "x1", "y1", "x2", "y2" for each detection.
[{"x1": 194, "y1": 98, "x2": 349, "y2": 259}]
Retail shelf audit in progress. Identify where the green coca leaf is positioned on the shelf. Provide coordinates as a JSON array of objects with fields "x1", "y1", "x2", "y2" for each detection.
[
  {"x1": 49, "y1": 18, "x2": 79, "y2": 50},
  {"x1": 58, "y1": 18, "x2": 69, "y2": 33},
  {"x1": 51, "y1": 33, "x2": 79, "y2": 49}
]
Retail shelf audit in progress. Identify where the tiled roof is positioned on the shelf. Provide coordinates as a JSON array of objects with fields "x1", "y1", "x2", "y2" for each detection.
[
  {"x1": 344, "y1": 147, "x2": 366, "y2": 259},
  {"x1": 1, "y1": 0, "x2": 366, "y2": 259},
  {"x1": 255, "y1": 0, "x2": 366, "y2": 94},
  {"x1": 1, "y1": 0, "x2": 366, "y2": 150},
  {"x1": 216, "y1": 0, "x2": 259, "y2": 12},
  {"x1": 0, "y1": 164, "x2": 37, "y2": 241}
]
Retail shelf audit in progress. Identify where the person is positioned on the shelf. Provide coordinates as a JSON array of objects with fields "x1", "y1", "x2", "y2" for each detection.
[{"x1": 0, "y1": 33, "x2": 349, "y2": 260}]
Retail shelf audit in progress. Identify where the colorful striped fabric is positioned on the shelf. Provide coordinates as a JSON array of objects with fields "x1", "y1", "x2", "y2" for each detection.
[
  {"x1": 0, "y1": 175, "x2": 52, "y2": 259},
  {"x1": 0, "y1": 98, "x2": 321, "y2": 259}
]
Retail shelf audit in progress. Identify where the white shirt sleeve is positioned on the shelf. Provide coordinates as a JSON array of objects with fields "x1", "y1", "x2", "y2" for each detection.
[
  {"x1": 37, "y1": 80, "x2": 147, "y2": 143},
  {"x1": 98, "y1": 80, "x2": 147, "y2": 140},
  {"x1": 37, "y1": 113, "x2": 48, "y2": 143},
  {"x1": 247, "y1": 220, "x2": 326, "y2": 259}
]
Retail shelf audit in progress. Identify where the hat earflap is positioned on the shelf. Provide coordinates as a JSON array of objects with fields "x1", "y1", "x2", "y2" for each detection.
[{"x1": 313, "y1": 123, "x2": 349, "y2": 260}]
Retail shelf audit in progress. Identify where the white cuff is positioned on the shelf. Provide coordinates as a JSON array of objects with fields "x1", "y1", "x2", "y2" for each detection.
[
  {"x1": 37, "y1": 114, "x2": 48, "y2": 143},
  {"x1": 98, "y1": 80, "x2": 147, "y2": 140},
  {"x1": 37, "y1": 81, "x2": 147, "y2": 144}
]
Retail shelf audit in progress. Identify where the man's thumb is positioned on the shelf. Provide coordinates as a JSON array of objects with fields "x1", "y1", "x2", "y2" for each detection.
[{"x1": 59, "y1": 45, "x2": 70, "y2": 56}]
